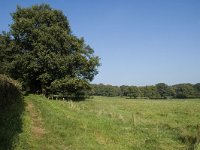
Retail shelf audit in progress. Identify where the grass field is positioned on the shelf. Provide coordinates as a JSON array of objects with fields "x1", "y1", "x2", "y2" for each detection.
[{"x1": 2, "y1": 95, "x2": 200, "y2": 149}]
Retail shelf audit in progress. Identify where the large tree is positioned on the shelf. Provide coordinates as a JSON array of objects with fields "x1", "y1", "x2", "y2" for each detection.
[
  {"x1": 194, "y1": 83, "x2": 200, "y2": 98},
  {"x1": 0, "y1": 4, "x2": 100, "y2": 97},
  {"x1": 173, "y1": 84, "x2": 196, "y2": 98},
  {"x1": 156, "y1": 83, "x2": 175, "y2": 98},
  {"x1": 142, "y1": 86, "x2": 161, "y2": 99},
  {"x1": 127, "y1": 86, "x2": 141, "y2": 99}
]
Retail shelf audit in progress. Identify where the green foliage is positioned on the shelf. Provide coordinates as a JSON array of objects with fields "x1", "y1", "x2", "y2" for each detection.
[
  {"x1": 0, "y1": 74, "x2": 22, "y2": 107},
  {"x1": 50, "y1": 76, "x2": 91, "y2": 99},
  {"x1": 0, "y1": 4, "x2": 99, "y2": 98},
  {"x1": 0, "y1": 32, "x2": 15, "y2": 74},
  {"x1": 173, "y1": 84, "x2": 196, "y2": 98},
  {"x1": 142, "y1": 86, "x2": 161, "y2": 99},
  {"x1": 127, "y1": 86, "x2": 141, "y2": 98},
  {"x1": 92, "y1": 84, "x2": 120, "y2": 97},
  {"x1": 194, "y1": 83, "x2": 200, "y2": 98},
  {"x1": 156, "y1": 83, "x2": 175, "y2": 98},
  {"x1": 0, "y1": 75, "x2": 24, "y2": 149},
  {"x1": 120, "y1": 85, "x2": 129, "y2": 96},
  {"x1": 92, "y1": 83, "x2": 200, "y2": 99}
]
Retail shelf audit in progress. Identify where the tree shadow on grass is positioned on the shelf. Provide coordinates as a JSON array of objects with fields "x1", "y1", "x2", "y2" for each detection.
[{"x1": 0, "y1": 96, "x2": 25, "y2": 150}]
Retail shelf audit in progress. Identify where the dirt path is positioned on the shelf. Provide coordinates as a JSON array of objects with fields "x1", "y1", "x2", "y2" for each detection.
[{"x1": 26, "y1": 100, "x2": 45, "y2": 139}]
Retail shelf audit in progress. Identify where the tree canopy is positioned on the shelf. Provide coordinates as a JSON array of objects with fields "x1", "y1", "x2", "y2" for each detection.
[
  {"x1": 91, "y1": 83, "x2": 200, "y2": 99},
  {"x1": 0, "y1": 4, "x2": 100, "y2": 97}
]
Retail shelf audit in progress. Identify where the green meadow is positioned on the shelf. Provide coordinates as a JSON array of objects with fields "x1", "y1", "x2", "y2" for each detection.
[{"x1": 2, "y1": 95, "x2": 199, "y2": 150}]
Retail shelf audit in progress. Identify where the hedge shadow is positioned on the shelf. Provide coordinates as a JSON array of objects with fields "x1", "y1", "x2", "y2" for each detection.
[{"x1": 0, "y1": 75, "x2": 24, "y2": 149}]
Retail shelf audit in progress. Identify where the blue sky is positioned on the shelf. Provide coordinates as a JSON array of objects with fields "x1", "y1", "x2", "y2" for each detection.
[{"x1": 1, "y1": 0, "x2": 200, "y2": 86}]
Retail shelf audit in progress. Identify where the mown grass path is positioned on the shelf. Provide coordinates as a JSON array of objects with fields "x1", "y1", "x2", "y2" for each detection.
[
  {"x1": 15, "y1": 96, "x2": 48, "y2": 149},
  {"x1": 15, "y1": 95, "x2": 200, "y2": 150},
  {"x1": 26, "y1": 100, "x2": 45, "y2": 141}
]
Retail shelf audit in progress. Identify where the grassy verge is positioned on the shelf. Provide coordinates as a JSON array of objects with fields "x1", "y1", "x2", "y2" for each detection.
[{"x1": 14, "y1": 95, "x2": 200, "y2": 149}]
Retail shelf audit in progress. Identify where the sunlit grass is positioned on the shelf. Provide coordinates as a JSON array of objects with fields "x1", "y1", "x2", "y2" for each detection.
[{"x1": 15, "y1": 95, "x2": 200, "y2": 149}]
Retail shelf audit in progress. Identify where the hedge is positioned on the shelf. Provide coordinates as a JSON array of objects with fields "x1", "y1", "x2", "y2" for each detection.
[{"x1": 0, "y1": 74, "x2": 22, "y2": 107}]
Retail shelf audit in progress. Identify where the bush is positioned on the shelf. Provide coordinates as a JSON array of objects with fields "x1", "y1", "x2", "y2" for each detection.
[{"x1": 0, "y1": 74, "x2": 22, "y2": 107}]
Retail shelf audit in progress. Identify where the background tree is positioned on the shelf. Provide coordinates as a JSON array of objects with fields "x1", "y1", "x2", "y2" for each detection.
[
  {"x1": 0, "y1": 4, "x2": 99, "y2": 97},
  {"x1": 143, "y1": 86, "x2": 161, "y2": 99},
  {"x1": 91, "y1": 84, "x2": 199, "y2": 99},
  {"x1": 173, "y1": 84, "x2": 195, "y2": 98},
  {"x1": 91, "y1": 84, "x2": 120, "y2": 97},
  {"x1": 120, "y1": 85, "x2": 129, "y2": 97},
  {"x1": 0, "y1": 32, "x2": 15, "y2": 74},
  {"x1": 193, "y1": 83, "x2": 200, "y2": 98},
  {"x1": 156, "y1": 83, "x2": 175, "y2": 99},
  {"x1": 127, "y1": 86, "x2": 141, "y2": 99}
]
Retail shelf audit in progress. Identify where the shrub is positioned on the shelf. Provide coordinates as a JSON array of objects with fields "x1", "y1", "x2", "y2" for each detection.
[{"x1": 0, "y1": 74, "x2": 22, "y2": 107}]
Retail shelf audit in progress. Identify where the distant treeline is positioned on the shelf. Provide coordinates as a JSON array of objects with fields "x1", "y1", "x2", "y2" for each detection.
[{"x1": 91, "y1": 83, "x2": 200, "y2": 99}]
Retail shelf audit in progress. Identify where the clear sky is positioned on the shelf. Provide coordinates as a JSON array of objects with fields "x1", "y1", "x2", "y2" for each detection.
[{"x1": 1, "y1": 0, "x2": 200, "y2": 86}]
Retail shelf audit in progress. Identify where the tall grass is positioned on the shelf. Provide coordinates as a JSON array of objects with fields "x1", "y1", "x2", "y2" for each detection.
[{"x1": 15, "y1": 95, "x2": 200, "y2": 149}]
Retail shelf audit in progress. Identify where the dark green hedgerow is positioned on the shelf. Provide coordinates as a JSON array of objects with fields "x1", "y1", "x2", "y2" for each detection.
[
  {"x1": 0, "y1": 74, "x2": 22, "y2": 107},
  {"x1": 0, "y1": 74, "x2": 24, "y2": 149}
]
